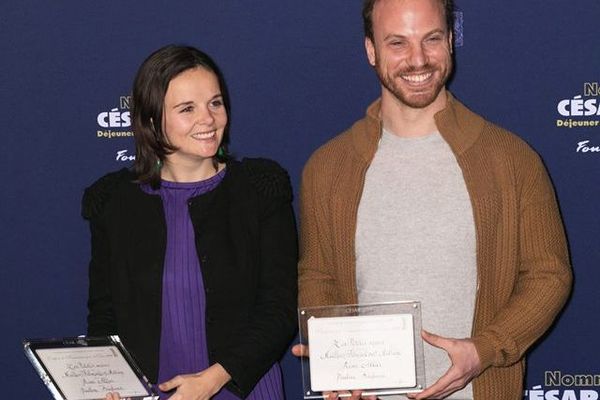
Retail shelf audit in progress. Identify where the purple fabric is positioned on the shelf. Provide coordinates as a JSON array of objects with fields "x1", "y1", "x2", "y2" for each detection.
[{"x1": 143, "y1": 170, "x2": 284, "y2": 400}]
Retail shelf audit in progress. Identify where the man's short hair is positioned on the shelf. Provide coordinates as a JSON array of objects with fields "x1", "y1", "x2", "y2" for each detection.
[{"x1": 362, "y1": 0, "x2": 455, "y2": 41}]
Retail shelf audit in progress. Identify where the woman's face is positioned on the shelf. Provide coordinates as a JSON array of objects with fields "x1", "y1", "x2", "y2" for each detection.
[{"x1": 162, "y1": 67, "x2": 227, "y2": 167}]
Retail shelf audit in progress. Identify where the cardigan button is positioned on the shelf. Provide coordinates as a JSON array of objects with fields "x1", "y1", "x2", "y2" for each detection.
[{"x1": 200, "y1": 255, "x2": 208, "y2": 263}]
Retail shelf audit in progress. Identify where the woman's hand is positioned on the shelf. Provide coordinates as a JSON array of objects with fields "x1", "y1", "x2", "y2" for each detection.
[{"x1": 158, "y1": 363, "x2": 232, "y2": 400}]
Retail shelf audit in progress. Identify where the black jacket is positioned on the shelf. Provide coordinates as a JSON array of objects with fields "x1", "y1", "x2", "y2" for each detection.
[{"x1": 82, "y1": 158, "x2": 298, "y2": 398}]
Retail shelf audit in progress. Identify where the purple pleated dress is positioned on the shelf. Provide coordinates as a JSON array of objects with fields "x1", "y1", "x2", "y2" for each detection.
[{"x1": 143, "y1": 170, "x2": 284, "y2": 399}]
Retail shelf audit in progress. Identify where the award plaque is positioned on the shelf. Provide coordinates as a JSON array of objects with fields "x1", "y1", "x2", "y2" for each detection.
[
  {"x1": 23, "y1": 336, "x2": 159, "y2": 400},
  {"x1": 298, "y1": 301, "x2": 425, "y2": 399}
]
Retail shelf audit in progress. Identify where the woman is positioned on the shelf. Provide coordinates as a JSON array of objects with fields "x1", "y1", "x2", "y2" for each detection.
[{"x1": 82, "y1": 45, "x2": 298, "y2": 400}]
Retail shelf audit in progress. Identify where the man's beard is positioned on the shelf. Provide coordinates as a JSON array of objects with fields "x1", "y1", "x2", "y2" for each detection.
[{"x1": 376, "y1": 62, "x2": 451, "y2": 109}]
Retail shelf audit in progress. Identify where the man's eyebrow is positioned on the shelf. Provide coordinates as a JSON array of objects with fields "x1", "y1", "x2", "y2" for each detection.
[{"x1": 384, "y1": 29, "x2": 447, "y2": 41}]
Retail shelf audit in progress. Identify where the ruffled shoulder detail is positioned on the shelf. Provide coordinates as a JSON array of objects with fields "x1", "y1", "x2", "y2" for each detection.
[
  {"x1": 241, "y1": 158, "x2": 293, "y2": 201},
  {"x1": 81, "y1": 168, "x2": 133, "y2": 220}
]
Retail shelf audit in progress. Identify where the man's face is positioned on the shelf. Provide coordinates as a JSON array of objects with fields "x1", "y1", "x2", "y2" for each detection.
[{"x1": 365, "y1": 0, "x2": 453, "y2": 109}]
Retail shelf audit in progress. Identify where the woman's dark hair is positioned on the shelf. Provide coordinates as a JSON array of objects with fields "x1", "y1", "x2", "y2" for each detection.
[{"x1": 131, "y1": 45, "x2": 231, "y2": 187}]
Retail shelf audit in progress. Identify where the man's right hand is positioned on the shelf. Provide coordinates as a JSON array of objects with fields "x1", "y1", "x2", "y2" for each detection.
[
  {"x1": 104, "y1": 393, "x2": 130, "y2": 400},
  {"x1": 321, "y1": 390, "x2": 375, "y2": 400},
  {"x1": 291, "y1": 343, "x2": 308, "y2": 357},
  {"x1": 291, "y1": 345, "x2": 376, "y2": 400}
]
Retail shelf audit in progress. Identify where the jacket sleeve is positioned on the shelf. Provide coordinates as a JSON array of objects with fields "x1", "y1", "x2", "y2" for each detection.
[
  {"x1": 472, "y1": 154, "x2": 572, "y2": 370},
  {"x1": 297, "y1": 152, "x2": 342, "y2": 308},
  {"x1": 215, "y1": 159, "x2": 299, "y2": 397},
  {"x1": 81, "y1": 170, "x2": 128, "y2": 336}
]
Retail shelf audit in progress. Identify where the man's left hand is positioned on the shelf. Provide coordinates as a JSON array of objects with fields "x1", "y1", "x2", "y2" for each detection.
[{"x1": 407, "y1": 330, "x2": 481, "y2": 399}]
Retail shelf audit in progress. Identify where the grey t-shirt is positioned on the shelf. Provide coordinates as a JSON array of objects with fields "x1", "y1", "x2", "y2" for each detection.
[{"x1": 356, "y1": 129, "x2": 477, "y2": 400}]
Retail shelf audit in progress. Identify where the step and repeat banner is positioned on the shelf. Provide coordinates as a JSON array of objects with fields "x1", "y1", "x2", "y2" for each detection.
[{"x1": 1, "y1": 1, "x2": 598, "y2": 399}]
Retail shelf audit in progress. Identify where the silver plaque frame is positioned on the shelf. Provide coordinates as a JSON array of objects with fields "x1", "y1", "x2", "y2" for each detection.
[
  {"x1": 298, "y1": 301, "x2": 425, "y2": 399},
  {"x1": 23, "y1": 335, "x2": 159, "y2": 400}
]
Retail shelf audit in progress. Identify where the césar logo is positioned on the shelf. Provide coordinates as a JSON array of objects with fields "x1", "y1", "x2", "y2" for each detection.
[
  {"x1": 556, "y1": 82, "x2": 600, "y2": 129},
  {"x1": 96, "y1": 96, "x2": 134, "y2": 139},
  {"x1": 97, "y1": 108, "x2": 130, "y2": 128},
  {"x1": 524, "y1": 371, "x2": 600, "y2": 400}
]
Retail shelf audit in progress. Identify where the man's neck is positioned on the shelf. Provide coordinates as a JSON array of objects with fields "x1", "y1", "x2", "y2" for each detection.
[{"x1": 380, "y1": 88, "x2": 448, "y2": 138}]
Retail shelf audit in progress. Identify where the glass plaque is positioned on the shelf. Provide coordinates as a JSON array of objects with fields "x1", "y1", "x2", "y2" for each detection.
[
  {"x1": 298, "y1": 301, "x2": 425, "y2": 399},
  {"x1": 23, "y1": 335, "x2": 159, "y2": 400}
]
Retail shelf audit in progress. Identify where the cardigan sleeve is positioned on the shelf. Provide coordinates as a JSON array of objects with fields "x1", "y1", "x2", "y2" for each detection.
[
  {"x1": 81, "y1": 169, "x2": 130, "y2": 336},
  {"x1": 297, "y1": 151, "x2": 343, "y2": 308},
  {"x1": 215, "y1": 158, "x2": 299, "y2": 397},
  {"x1": 471, "y1": 152, "x2": 572, "y2": 370}
]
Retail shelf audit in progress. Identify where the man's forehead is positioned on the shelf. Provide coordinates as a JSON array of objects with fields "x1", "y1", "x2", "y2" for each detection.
[
  {"x1": 372, "y1": 0, "x2": 446, "y2": 32},
  {"x1": 372, "y1": 0, "x2": 444, "y2": 18}
]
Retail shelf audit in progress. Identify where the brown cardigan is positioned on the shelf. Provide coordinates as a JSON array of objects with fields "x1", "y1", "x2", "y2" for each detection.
[{"x1": 298, "y1": 94, "x2": 572, "y2": 399}]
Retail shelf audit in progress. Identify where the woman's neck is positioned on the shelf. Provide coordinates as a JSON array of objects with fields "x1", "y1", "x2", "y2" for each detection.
[{"x1": 160, "y1": 158, "x2": 224, "y2": 182}]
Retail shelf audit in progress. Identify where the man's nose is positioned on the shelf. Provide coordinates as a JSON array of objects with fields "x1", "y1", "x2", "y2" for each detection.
[{"x1": 407, "y1": 43, "x2": 428, "y2": 68}]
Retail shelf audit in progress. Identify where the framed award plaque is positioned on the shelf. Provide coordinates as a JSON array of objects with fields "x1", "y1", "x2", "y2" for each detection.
[
  {"x1": 23, "y1": 335, "x2": 158, "y2": 400},
  {"x1": 298, "y1": 301, "x2": 425, "y2": 399}
]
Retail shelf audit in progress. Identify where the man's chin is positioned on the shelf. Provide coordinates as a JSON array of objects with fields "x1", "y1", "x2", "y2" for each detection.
[
  {"x1": 394, "y1": 92, "x2": 439, "y2": 109},
  {"x1": 395, "y1": 82, "x2": 448, "y2": 108}
]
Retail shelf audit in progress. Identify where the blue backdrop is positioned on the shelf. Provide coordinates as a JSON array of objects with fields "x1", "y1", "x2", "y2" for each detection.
[{"x1": 1, "y1": 1, "x2": 599, "y2": 399}]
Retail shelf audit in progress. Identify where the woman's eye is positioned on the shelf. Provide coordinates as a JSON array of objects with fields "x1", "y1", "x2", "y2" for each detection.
[
  {"x1": 210, "y1": 99, "x2": 224, "y2": 108},
  {"x1": 181, "y1": 106, "x2": 193, "y2": 113}
]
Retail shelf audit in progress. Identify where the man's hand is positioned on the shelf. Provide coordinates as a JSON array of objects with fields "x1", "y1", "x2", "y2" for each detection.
[
  {"x1": 407, "y1": 330, "x2": 481, "y2": 399},
  {"x1": 104, "y1": 393, "x2": 129, "y2": 400},
  {"x1": 158, "y1": 363, "x2": 231, "y2": 400},
  {"x1": 291, "y1": 343, "x2": 309, "y2": 357},
  {"x1": 322, "y1": 390, "x2": 376, "y2": 400},
  {"x1": 291, "y1": 344, "x2": 376, "y2": 399}
]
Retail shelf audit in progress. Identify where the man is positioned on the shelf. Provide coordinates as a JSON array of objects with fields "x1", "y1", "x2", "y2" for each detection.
[{"x1": 295, "y1": 0, "x2": 572, "y2": 399}]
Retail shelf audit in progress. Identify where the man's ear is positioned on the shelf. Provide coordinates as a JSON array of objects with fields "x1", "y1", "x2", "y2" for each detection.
[{"x1": 365, "y1": 37, "x2": 376, "y2": 67}]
